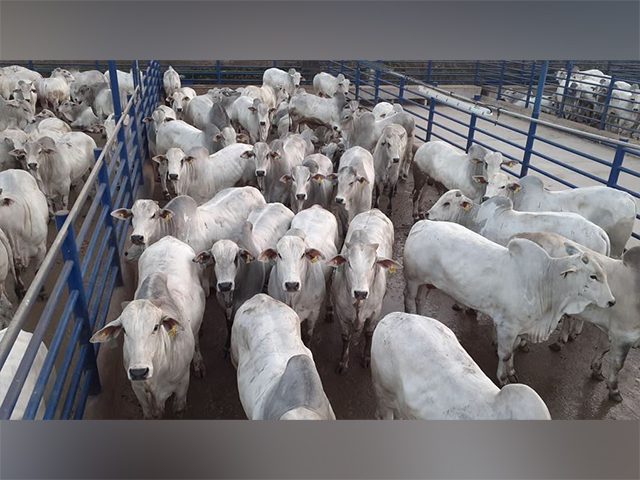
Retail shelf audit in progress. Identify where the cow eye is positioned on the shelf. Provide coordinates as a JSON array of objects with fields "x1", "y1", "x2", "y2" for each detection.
[
  {"x1": 153, "y1": 324, "x2": 159, "y2": 332},
  {"x1": 277, "y1": 253, "x2": 282, "y2": 259},
  {"x1": 122, "y1": 328, "x2": 126, "y2": 335},
  {"x1": 500, "y1": 186, "x2": 505, "y2": 189},
  {"x1": 590, "y1": 274, "x2": 598, "y2": 281},
  {"x1": 443, "y1": 202, "x2": 450, "y2": 207},
  {"x1": 348, "y1": 181, "x2": 354, "y2": 186}
]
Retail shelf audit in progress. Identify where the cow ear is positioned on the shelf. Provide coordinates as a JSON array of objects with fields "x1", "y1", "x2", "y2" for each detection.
[
  {"x1": 270, "y1": 151, "x2": 281, "y2": 160},
  {"x1": 377, "y1": 258, "x2": 401, "y2": 274},
  {"x1": 327, "y1": 254, "x2": 347, "y2": 267},
  {"x1": 240, "y1": 150, "x2": 255, "y2": 159},
  {"x1": 162, "y1": 317, "x2": 181, "y2": 338},
  {"x1": 502, "y1": 160, "x2": 518, "y2": 168},
  {"x1": 460, "y1": 201, "x2": 472, "y2": 211},
  {"x1": 164, "y1": 117, "x2": 175, "y2": 122},
  {"x1": 158, "y1": 209, "x2": 174, "y2": 221},
  {"x1": 258, "y1": 248, "x2": 278, "y2": 262},
  {"x1": 508, "y1": 182, "x2": 521, "y2": 192},
  {"x1": 192, "y1": 250, "x2": 214, "y2": 267},
  {"x1": 248, "y1": 106, "x2": 258, "y2": 112},
  {"x1": 151, "y1": 155, "x2": 167, "y2": 165},
  {"x1": 305, "y1": 248, "x2": 325, "y2": 263},
  {"x1": 142, "y1": 116, "x2": 153, "y2": 123},
  {"x1": 239, "y1": 249, "x2": 254, "y2": 265},
  {"x1": 185, "y1": 156, "x2": 196, "y2": 164},
  {"x1": 111, "y1": 208, "x2": 133, "y2": 220},
  {"x1": 472, "y1": 175, "x2": 488, "y2": 184},
  {"x1": 236, "y1": 133, "x2": 250, "y2": 143},
  {"x1": 279, "y1": 174, "x2": 292, "y2": 183},
  {"x1": 326, "y1": 173, "x2": 338, "y2": 181},
  {"x1": 8, "y1": 149, "x2": 25, "y2": 158},
  {"x1": 311, "y1": 173, "x2": 325, "y2": 184},
  {"x1": 564, "y1": 242, "x2": 583, "y2": 257},
  {"x1": 90, "y1": 318, "x2": 123, "y2": 343},
  {"x1": 269, "y1": 108, "x2": 276, "y2": 115},
  {"x1": 0, "y1": 197, "x2": 14, "y2": 207},
  {"x1": 469, "y1": 157, "x2": 484, "y2": 164},
  {"x1": 560, "y1": 267, "x2": 577, "y2": 278},
  {"x1": 213, "y1": 133, "x2": 222, "y2": 141},
  {"x1": 357, "y1": 176, "x2": 369, "y2": 185}
]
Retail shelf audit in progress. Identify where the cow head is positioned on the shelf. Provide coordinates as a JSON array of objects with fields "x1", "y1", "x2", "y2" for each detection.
[
  {"x1": 153, "y1": 147, "x2": 192, "y2": 184},
  {"x1": 330, "y1": 166, "x2": 369, "y2": 214},
  {"x1": 424, "y1": 190, "x2": 473, "y2": 222},
  {"x1": 252, "y1": 142, "x2": 278, "y2": 191},
  {"x1": 10, "y1": 136, "x2": 56, "y2": 172},
  {"x1": 194, "y1": 239, "x2": 253, "y2": 300},
  {"x1": 4, "y1": 99, "x2": 35, "y2": 128},
  {"x1": 281, "y1": 165, "x2": 324, "y2": 214},
  {"x1": 213, "y1": 127, "x2": 239, "y2": 149},
  {"x1": 327, "y1": 230, "x2": 399, "y2": 306},
  {"x1": 248, "y1": 99, "x2": 274, "y2": 142},
  {"x1": 288, "y1": 68, "x2": 303, "y2": 88},
  {"x1": 479, "y1": 172, "x2": 521, "y2": 202},
  {"x1": 51, "y1": 68, "x2": 75, "y2": 84}
]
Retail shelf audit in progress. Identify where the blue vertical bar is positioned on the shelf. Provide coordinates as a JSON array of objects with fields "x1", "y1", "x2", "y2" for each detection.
[
  {"x1": 425, "y1": 61, "x2": 432, "y2": 84},
  {"x1": 273, "y1": 60, "x2": 278, "y2": 68},
  {"x1": 398, "y1": 77, "x2": 405, "y2": 104},
  {"x1": 520, "y1": 61, "x2": 549, "y2": 177},
  {"x1": 466, "y1": 114, "x2": 477, "y2": 153},
  {"x1": 95, "y1": 60, "x2": 100, "y2": 70},
  {"x1": 216, "y1": 60, "x2": 221, "y2": 85},
  {"x1": 426, "y1": 100, "x2": 436, "y2": 142},
  {"x1": 598, "y1": 74, "x2": 615, "y2": 131},
  {"x1": 558, "y1": 60, "x2": 574, "y2": 118},
  {"x1": 374, "y1": 69, "x2": 381, "y2": 103},
  {"x1": 607, "y1": 140, "x2": 627, "y2": 187},
  {"x1": 525, "y1": 61, "x2": 536, "y2": 108},
  {"x1": 28, "y1": 60, "x2": 34, "y2": 70},
  {"x1": 496, "y1": 61, "x2": 506, "y2": 100},
  {"x1": 340, "y1": 60, "x2": 345, "y2": 75},
  {"x1": 55, "y1": 212, "x2": 101, "y2": 396},
  {"x1": 108, "y1": 61, "x2": 133, "y2": 195},
  {"x1": 355, "y1": 64, "x2": 361, "y2": 100}
]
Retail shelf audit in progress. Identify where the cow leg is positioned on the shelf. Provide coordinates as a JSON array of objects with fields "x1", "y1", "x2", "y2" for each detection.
[
  {"x1": 549, "y1": 316, "x2": 572, "y2": 351},
  {"x1": 173, "y1": 376, "x2": 190, "y2": 417},
  {"x1": 404, "y1": 281, "x2": 420, "y2": 314},
  {"x1": 568, "y1": 318, "x2": 584, "y2": 341},
  {"x1": 373, "y1": 183, "x2": 381, "y2": 209},
  {"x1": 35, "y1": 245, "x2": 48, "y2": 301},
  {"x1": 606, "y1": 339, "x2": 633, "y2": 402},
  {"x1": 375, "y1": 403, "x2": 395, "y2": 420},
  {"x1": 223, "y1": 316, "x2": 233, "y2": 359},
  {"x1": 192, "y1": 334, "x2": 206, "y2": 379},
  {"x1": 13, "y1": 260, "x2": 26, "y2": 300},
  {"x1": 386, "y1": 184, "x2": 395, "y2": 216},
  {"x1": 362, "y1": 319, "x2": 374, "y2": 369},
  {"x1": 590, "y1": 330, "x2": 610, "y2": 381},
  {"x1": 495, "y1": 324, "x2": 519, "y2": 386},
  {"x1": 336, "y1": 332, "x2": 351, "y2": 374}
]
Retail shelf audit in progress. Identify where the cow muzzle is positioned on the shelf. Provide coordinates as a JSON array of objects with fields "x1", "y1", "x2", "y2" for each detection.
[
  {"x1": 256, "y1": 170, "x2": 266, "y2": 178},
  {"x1": 392, "y1": 157, "x2": 400, "y2": 164},
  {"x1": 169, "y1": 173, "x2": 179, "y2": 181},
  {"x1": 284, "y1": 281, "x2": 300, "y2": 292},
  {"x1": 354, "y1": 290, "x2": 368, "y2": 300},
  {"x1": 296, "y1": 193, "x2": 307, "y2": 200},
  {"x1": 131, "y1": 234, "x2": 145, "y2": 246},
  {"x1": 129, "y1": 367, "x2": 150, "y2": 381},
  {"x1": 335, "y1": 196, "x2": 345, "y2": 205},
  {"x1": 218, "y1": 281, "x2": 233, "y2": 293},
  {"x1": 27, "y1": 163, "x2": 38, "y2": 171}
]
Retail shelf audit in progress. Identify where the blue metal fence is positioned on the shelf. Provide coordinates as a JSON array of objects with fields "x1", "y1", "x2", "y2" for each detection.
[
  {"x1": 0, "y1": 60, "x2": 161, "y2": 420},
  {"x1": 326, "y1": 60, "x2": 640, "y2": 241}
]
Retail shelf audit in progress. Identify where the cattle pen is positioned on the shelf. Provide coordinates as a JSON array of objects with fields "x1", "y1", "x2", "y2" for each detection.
[{"x1": 0, "y1": 59, "x2": 638, "y2": 420}]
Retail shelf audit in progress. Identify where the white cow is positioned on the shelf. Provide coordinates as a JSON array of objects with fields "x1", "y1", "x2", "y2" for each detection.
[
  {"x1": 328, "y1": 146, "x2": 375, "y2": 234},
  {"x1": 517, "y1": 231, "x2": 640, "y2": 403},
  {"x1": 259, "y1": 205, "x2": 339, "y2": 345},
  {"x1": 0, "y1": 129, "x2": 28, "y2": 171},
  {"x1": 412, "y1": 141, "x2": 516, "y2": 218},
  {"x1": 288, "y1": 91, "x2": 349, "y2": 132},
  {"x1": 58, "y1": 101, "x2": 101, "y2": 131},
  {"x1": 242, "y1": 84, "x2": 287, "y2": 110},
  {"x1": 193, "y1": 203, "x2": 294, "y2": 353},
  {"x1": 373, "y1": 124, "x2": 408, "y2": 215},
  {"x1": 184, "y1": 95, "x2": 234, "y2": 131},
  {"x1": 111, "y1": 187, "x2": 266, "y2": 265},
  {"x1": 0, "y1": 329, "x2": 50, "y2": 419},
  {"x1": 231, "y1": 294, "x2": 335, "y2": 420},
  {"x1": 69, "y1": 70, "x2": 107, "y2": 104},
  {"x1": 155, "y1": 119, "x2": 220, "y2": 156},
  {"x1": 11, "y1": 132, "x2": 96, "y2": 215},
  {"x1": 36, "y1": 68, "x2": 74, "y2": 111},
  {"x1": 167, "y1": 87, "x2": 197, "y2": 120},
  {"x1": 24, "y1": 117, "x2": 71, "y2": 138},
  {"x1": 0, "y1": 170, "x2": 48, "y2": 299},
  {"x1": 91, "y1": 236, "x2": 205, "y2": 419},
  {"x1": 263, "y1": 68, "x2": 303, "y2": 98},
  {"x1": 313, "y1": 72, "x2": 350, "y2": 98},
  {"x1": 229, "y1": 97, "x2": 274, "y2": 144},
  {"x1": 142, "y1": 105, "x2": 176, "y2": 158},
  {"x1": 0, "y1": 228, "x2": 15, "y2": 327},
  {"x1": 426, "y1": 191, "x2": 611, "y2": 255},
  {"x1": 252, "y1": 137, "x2": 307, "y2": 204},
  {"x1": 103, "y1": 69, "x2": 135, "y2": 100},
  {"x1": 280, "y1": 153, "x2": 334, "y2": 213},
  {"x1": 163, "y1": 66, "x2": 181, "y2": 98},
  {"x1": 486, "y1": 175, "x2": 637, "y2": 258},
  {"x1": 152, "y1": 143, "x2": 257, "y2": 205},
  {"x1": 0, "y1": 97, "x2": 34, "y2": 130},
  {"x1": 372, "y1": 102, "x2": 403, "y2": 120},
  {"x1": 328, "y1": 209, "x2": 399, "y2": 373},
  {"x1": 403, "y1": 220, "x2": 615, "y2": 385},
  {"x1": 371, "y1": 312, "x2": 551, "y2": 420},
  {"x1": 10, "y1": 80, "x2": 37, "y2": 113},
  {"x1": 0, "y1": 67, "x2": 42, "y2": 101}
]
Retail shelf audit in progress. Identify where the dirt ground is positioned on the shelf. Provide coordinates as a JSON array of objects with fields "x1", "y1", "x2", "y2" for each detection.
[{"x1": 84, "y1": 156, "x2": 640, "y2": 421}]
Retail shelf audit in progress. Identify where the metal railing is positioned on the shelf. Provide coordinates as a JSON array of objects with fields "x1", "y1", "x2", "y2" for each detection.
[
  {"x1": 326, "y1": 60, "x2": 640, "y2": 241},
  {"x1": 0, "y1": 60, "x2": 161, "y2": 419}
]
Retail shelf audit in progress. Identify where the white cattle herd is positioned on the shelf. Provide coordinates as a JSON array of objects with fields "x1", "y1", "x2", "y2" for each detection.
[{"x1": 0, "y1": 64, "x2": 638, "y2": 421}]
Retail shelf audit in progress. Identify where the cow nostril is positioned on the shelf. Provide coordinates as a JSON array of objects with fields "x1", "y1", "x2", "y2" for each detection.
[
  {"x1": 285, "y1": 281, "x2": 300, "y2": 292},
  {"x1": 169, "y1": 173, "x2": 178, "y2": 180},
  {"x1": 256, "y1": 170, "x2": 266, "y2": 177},
  {"x1": 333, "y1": 126, "x2": 339, "y2": 131},
  {"x1": 354, "y1": 290, "x2": 368, "y2": 300},
  {"x1": 27, "y1": 163, "x2": 38, "y2": 170},
  {"x1": 335, "y1": 197, "x2": 344, "y2": 204},
  {"x1": 259, "y1": 121, "x2": 266, "y2": 126},
  {"x1": 392, "y1": 157, "x2": 400, "y2": 163},
  {"x1": 218, "y1": 282, "x2": 233, "y2": 292},
  {"x1": 129, "y1": 367, "x2": 149, "y2": 380},
  {"x1": 131, "y1": 235, "x2": 144, "y2": 245},
  {"x1": 296, "y1": 193, "x2": 306, "y2": 200},
  {"x1": 608, "y1": 300, "x2": 616, "y2": 308}
]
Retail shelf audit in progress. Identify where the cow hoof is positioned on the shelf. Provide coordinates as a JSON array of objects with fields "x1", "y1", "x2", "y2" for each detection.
[
  {"x1": 163, "y1": 192, "x2": 171, "y2": 200},
  {"x1": 37, "y1": 291, "x2": 49, "y2": 302},
  {"x1": 508, "y1": 374, "x2": 519, "y2": 383},
  {"x1": 465, "y1": 308, "x2": 477, "y2": 317},
  {"x1": 193, "y1": 363, "x2": 206, "y2": 379},
  {"x1": 451, "y1": 303, "x2": 462, "y2": 312},
  {"x1": 519, "y1": 343, "x2": 531, "y2": 353},
  {"x1": 222, "y1": 348, "x2": 230, "y2": 360},
  {"x1": 15, "y1": 288, "x2": 25, "y2": 301},
  {"x1": 568, "y1": 333, "x2": 579, "y2": 342},
  {"x1": 591, "y1": 371, "x2": 605, "y2": 382},
  {"x1": 174, "y1": 408, "x2": 186, "y2": 419},
  {"x1": 335, "y1": 363, "x2": 348, "y2": 375},
  {"x1": 362, "y1": 357, "x2": 371, "y2": 369},
  {"x1": 548, "y1": 342, "x2": 562, "y2": 352},
  {"x1": 608, "y1": 391, "x2": 623, "y2": 403}
]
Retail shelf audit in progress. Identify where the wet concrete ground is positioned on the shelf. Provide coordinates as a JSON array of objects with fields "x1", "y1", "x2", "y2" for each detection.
[{"x1": 85, "y1": 158, "x2": 640, "y2": 420}]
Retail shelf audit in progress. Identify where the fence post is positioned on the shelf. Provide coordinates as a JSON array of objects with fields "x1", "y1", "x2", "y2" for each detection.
[
  {"x1": 355, "y1": 64, "x2": 361, "y2": 100},
  {"x1": 466, "y1": 113, "x2": 477, "y2": 153},
  {"x1": 95, "y1": 149, "x2": 124, "y2": 287},
  {"x1": 426, "y1": 100, "x2": 436, "y2": 142},
  {"x1": 127, "y1": 95, "x2": 146, "y2": 187},
  {"x1": 520, "y1": 61, "x2": 549, "y2": 177},
  {"x1": 273, "y1": 60, "x2": 278, "y2": 68},
  {"x1": 473, "y1": 61, "x2": 480, "y2": 86},
  {"x1": 131, "y1": 60, "x2": 140, "y2": 93},
  {"x1": 28, "y1": 60, "x2": 34, "y2": 70},
  {"x1": 598, "y1": 74, "x2": 615, "y2": 131},
  {"x1": 496, "y1": 61, "x2": 506, "y2": 100},
  {"x1": 398, "y1": 77, "x2": 405, "y2": 104},
  {"x1": 55, "y1": 211, "x2": 101, "y2": 396},
  {"x1": 108, "y1": 60, "x2": 133, "y2": 195},
  {"x1": 340, "y1": 61, "x2": 345, "y2": 75},
  {"x1": 525, "y1": 61, "x2": 536, "y2": 108},
  {"x1": 374, "y1": 69, "x2": 381, "y2": 103},
  {"x1": 425, "y1": 61, "x2": 432, "y2": 84},
  {"x1": 216, "y1": 60, "x2": 221, "y2": 85},
  {"x1": 607, "y1": 140, "x2": 627, "y2": 187},
  {"x1": 558, "y1": 60, "x2": 574, "y2": 119},
  {"x1": 95, "y1": 60, "x2": 100, "y2": 70}
]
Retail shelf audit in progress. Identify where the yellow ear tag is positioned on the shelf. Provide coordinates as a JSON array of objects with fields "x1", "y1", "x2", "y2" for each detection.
[
  {"x1": 101, "y1": 332, "x2": 107, "y2": 338},
  {"x1": 463, "y1": 203, "x2": 471, "y2": 211},
  {"x1": 311, "y1": 256, "x2": 318, "y2": 264},
  {"x1": 389, "y1": 265, "x2": 396, "y2": 274},
  {"x1": 245, "y1": 257, "x2": 251, "y2": 265},
  {"x1": 168, "y1": 324, "x2": 177, "y2": 338},
  {"x1": 163, "y1": 215, "x2": 170, "y2": 223},
  {"x1": 316, "y1": 177, "x2": 323, "y2": 184}
]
